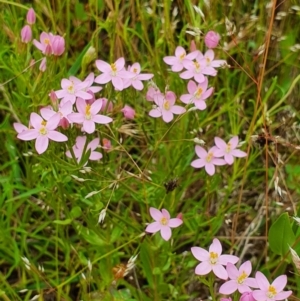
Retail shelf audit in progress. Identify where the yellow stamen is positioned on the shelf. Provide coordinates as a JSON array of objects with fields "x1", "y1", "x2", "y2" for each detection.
[
  {"x1": 67, "y1": 82, "x2": 75, "y2": 94},
  {"x1": 209, "y1": 252, "x2": 218, "y2": 264},
  {"x1": 133, "y1": 68, "x2": 138, "y2": 73},
  {"x1": 163, "y1": 101, "x2": 170, "y2": 110},
  {"x1": 206, "y1": 57, "x2": 211, "y2": 64},
  {"x1": 111, "y1": 63, "x2": 117, "y2": 74},
  {"x1": 267, "y1": 286, "x2": 277, "y2": 298},
  {"x1": 194, "y1": 61, "x2": 200, "y2": 70},
  {"x1": 206, "y1": 152, "x2": 213, "y2": 162},
  {"x1": 226, "y1": 143, "x2": 231, "y2": 153},
  {"x1": 160, "y1": 217, "x2": 168, "y2": 225},
  {"x1": 41, "y1": 120, "x2": 47, "y2": 126},
  {"x1": 179, "y1": 53, "x2": 186, "y2": 60},
  {"x1": 85, "y1": 104, "x2": 92, "y2": 120},
  {"x1": 195, "y1": 87, "x2": 203, "y2": 98},
  {"x1": 39, "y1": 127, "x2": 47, "y2": 135},
  {"x1": 44, "y1": 38, "x2": 50, "y2": 45},
  {"x1": 237, "y1": 271, "x2": 248, "y2": 284}
]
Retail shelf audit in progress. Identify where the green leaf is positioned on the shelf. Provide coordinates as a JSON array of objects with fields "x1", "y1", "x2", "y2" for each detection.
[
  {"x1": 70, "y1": 206, "x2": 82, "y2": 219},
  {"x1": 268, "y1": 213, "x2": 295, "y2": 256},
  {"x1": 53, "y1": 218, "x2": 72, "y2": 225}
]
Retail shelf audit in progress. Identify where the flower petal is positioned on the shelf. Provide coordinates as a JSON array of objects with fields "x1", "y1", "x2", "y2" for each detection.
[
  {"x1": 35, "y1": 135, "x2": 49, "y2": 154},
  {"x1": 168, "y1": 218, "x2": 183, "y2": 228},
  {"x1": 145, "y1": 221, "x2": 161, "y2": 233},
  {"x1": 195, "y1": 261, "x2": 212, "y2": 276},
  {"x1": 255, "y1": 271, "x2": 270, "y2": 291},
  {"x1": 191, "y1": 247, "x2": 209, "y2": 261},
  {"x1": 83, "y1": 120, "x2": 95, "y2": 134},
  {"x1": 213, "y1": 264, "x2": 228, "y2": 280},
  {"x1": 160, "y1": 226, "x2": 172, "y2": 241},
  {"x1": 47, "y1": 131, "x2": 68, "y2": 142},
  {"x1": 272, "y1": 275, "x2": 287, "y2": 292},
  {"x1": 219, "y1": 280, "x2": 238, "y2": 294},
  {"x1": 191, "y1": 158, "x2": 206, "y2": 168}
]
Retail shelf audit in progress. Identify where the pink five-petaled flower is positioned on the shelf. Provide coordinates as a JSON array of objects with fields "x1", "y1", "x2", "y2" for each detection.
[
  {"x1": 198, "y1": 49, "x2": 226, "y2": 71},
  {"x1": 191, "y1": 145, "x2": 226, "y2": 176},
  {"x1": 17, "y1": 113, "x2": 68, "y2": 154},
  {"x1": 180, "y1": 79, "x2": 213, "y2": 110},
  {"x1": 33, "y1": 32, "x2": 65, "y2": 56},
  {"x1": 66, "y1": 136, "x2": 102, "y2": 163},
  {"x1": 214, "y1": 136, "x2": 247, "y2": 165},
  {"x1": 95, "y1": 57, "x2": 133, "y2": 91},
  {"x1": 145, "y1": 207, "x2": 183, "y2": 241},
  {"x1": 149, "y1": 91, "x2": 186, "y2": 123},
  {"x1": 163, "y1": 46, "x2": 199, "y2": 72},
  {"x1": 252, "y1": 272, "x2": 292, "y2": 301},
  {"x1": 219, "y1": 261, "x2": 258, "y2": 294},
  {"x1": 55, "y1": 76, "x2": 93, "y2": 105},
  {"x1": 191, "y1": 238, "x2": 239, "y2": 280},
  {"x1": 123, "y1": 63, "x2": 154, "y2": 90},
  {"x1": 68, "y1": 98, "x2": 112, "y2": 134}
]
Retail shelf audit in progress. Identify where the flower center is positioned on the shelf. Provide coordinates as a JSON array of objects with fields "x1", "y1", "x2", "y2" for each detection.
[
  {"x1": 160, "y1": 217, "x2": 168, "y2": 225},
  {"x1": 67, "y1": 82, "x2": 75, "y2": 94},
  {"x1": 85, "y1": 104, "x2": 92, "y2": 120},
  {"x1": 179, "y1": 52, "x2": 186, "y2": 61},
  {"x1": 44, "y1": 38, "x2": 50, "y2": 45},
  {"x1": 194, "y1": 61, "x2": 201, "y2": 72},
  {"x1": 226, "y1": 143, "x2": 231, "y2": 153},
  {"x1": 133, "y1": 68, "x2": 138, "y2": 73},
  {"x1": 209, "y1": 252, "x2": 218, "y2": 264},
  {"x1": 267, "y1": 286, "x2": 277, "y2": 298},
  {"x1": 39, "y1": 121, "x2": 48, "y2": 135},
  {"x1": 163, "y1": 100, "x2": 170, "y2": 110},
  {"x1": 111, "y1": 63, "x2": 117, "y2": 75},
  {"x1": 195, "y1": 87, "x2": 203, "y2": 98},
  {"x1": 206, "y1": 57, "x2": 211, "y2": 64},
  {"x1": 206, "y1": 152, "x2": 213, "y2": 162},
  {"x1": 237, "y1": 271, "x2": 248, "y2": 284}
]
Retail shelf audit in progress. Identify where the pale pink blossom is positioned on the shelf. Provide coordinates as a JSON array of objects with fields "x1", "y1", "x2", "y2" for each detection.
[
  {"x1": 191, "y1": 145, "x2": 226, "y2": 176},
  {"x1": 219, "y1": 261, "x2": 258, "y2": 294},
  {"x1": 55, "y1": 76, "x2": 93, "y2": 105},
  {"x1": 149, "y1": 91, "x2": 186, "y2": 123},
  {"x1": 180, "y1": 79, "x2": 213, "y2": 110},
  {"x1": 26, "y1": 8, "x2": 36, "y2": 25},
  {"x1": 214, "y1": 136, "x2": 247, "y2": 165},
  {"x1": 95, "y1": 57, "x2": 133, "y2": 91},
  {"x1": 51, "y1": 35, "x2": 65, "y2": 56},
  {"x1": 21, "y1": 25, "x2": 32, "y2": 43},
  {"x1": 121, "y1": 105, "x2": 135, "y2": 120},
  {"x1": 33, "y1": 32, "x2": 65, "y2": 56},
  {"x1": 123, "y1": 63, "x2": 153, "y2": 90},
  {"x1": 145, "y1": 207, "x2": 183, "y2": 241},
  {"x1": 82, "y1": 73, "x2": 102, "y2": 94},
  {"x1": 17, "y1": 113, "x2": 68, "y2": 154},
  {"x1": 181, "y1": 57, "x2": 216, "y2": 83},
  {"x1": 40, "y1": 101, "x2": 73, "y2": 129},
  {"x1": 252, "y1": 272, "x2": 292, "y2": 301},
  {"x1": 204, "y1": 31, "x2": 220, "y2": 49},
  {"x1": 191, "y1": 238, "x2": 239, "y2": 280},
  {"x1": 198, "y1": 49, "x2": 226, "y2": 71},
  {"x1": 163, "y1": 46, "x2": 199, "y2": 72},
  {"x1": 68, "y1": 98, "x2": 112, "y2": 134},
  {"x1": 66, "y1": 136, "x2": 102, "y2": 163}
]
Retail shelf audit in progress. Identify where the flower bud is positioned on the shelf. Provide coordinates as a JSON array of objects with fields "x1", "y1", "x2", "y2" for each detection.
[
  {"x1": 102, "y1": 138, "x2": 111, "y2": 152},
  {"x1": 204, "y1": 30, "x2": 220, "y2": 49},
  {"x1": 26, "y1": 8, "x2": 36, "y2": 25},
  {"x1": 121, "y1": 105, "x2": 135, "y2": 120},
  {"x1": 100, "y1": 98, "x2": 113, "y2": 113},
  {"x1": 21, "y1": 25, "x2": 32, "y2": 43},
  {"x1": 52, "y1": 35, "x2": 65, "y2": 56},
  {"x1": 190, "y1": 40, "x2": 197, "y2": 52},
  {"x1": 39, "y1": 57, "x2": 46, "y2": 72},
  {"x1": 239, "y1": 292, "x2": 255, "y2": 301}
]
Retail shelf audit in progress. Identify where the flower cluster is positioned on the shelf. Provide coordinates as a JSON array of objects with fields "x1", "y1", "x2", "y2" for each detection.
[
  {"x1": 191, "y1": 136, "x2": 247, "y2": 176},
  {"x1": 20, "y1": 8, "x2": 36, "y2": 43},
  {"x1": 191, "y1": 238, "x2": 292, "y2": 301}
]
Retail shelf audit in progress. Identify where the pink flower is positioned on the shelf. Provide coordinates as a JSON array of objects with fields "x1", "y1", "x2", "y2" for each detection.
[
  {"x1": 33, "y1": 32, "x2": 65, "y2": 56},
  {"x1": 252, "y1": 272, "x2": 292, "y2": 301},
  {"x1": 95, "y1": 57, "x2": 133, "y2": 91},
  {"x1": 82, "y1": 73, "x2": 102, "y2": 94},
  {"x1": 204, "y1": 31, "x2": 220, "y2": 49},
  {"x1": 55, "y1": 76, "x2": 93, "y2": 105},
  {"x1": 214, "y1": 136, "x2": 247, "y2": 165},
  {"x1": 26, "y1": 8, "x2": 36, "y2": 25},
  {"x1": 51, "y1": 35, "x2": 65, "y2": 56},
  {"x1": 99, "y1": 98, "x2": 113, "y2": 112},
  {"x1": 191, "y1": 145, "x2": 226, "y2": 176},
  {"x1": 240, "y1": 292, "x2": 256, "y2": 301},
  {"x1": 123, "y1": 63, "x2": 154, "y2": 90},
  {"x1": 145, "y1": 207, "x2": 183, "y2": 241},
  {"x1": 181, "y1": 57, "x2": 216, "y2": 83},
  {"x1": 68, "y1": 98, "x2": 112, "y2": 134},
  {"x1": 219, "y1": 261, "x2": 258, "y2": 294},
  {"x1": 40, "y1": 101, "x2": 73, "y2": 129},
  {"x1": 149, "y1": 91, "x2": 186, "y2": 123},
  {"x1": 17, "y1": 113, "x2": 68, "y2": 154},
  {"x1": 146, "y1": 86, "x2": 162, "y2": 102},
  {"x1": 163, "y1": 46, "x2": 199, "y2": 72},
  {"x1": 180, "y1": 79, "x2": 213, "y2": 110},
  {"x1": 21, "y1": 25, "x2": 32, "y2": 43},
  {"x1": 121, "y1": 105, "x2": 135, "y2": 120},
  {"x1": 66, "y1": 136, "x2": 102, "y2": 163},
  {"x1": 198, "y1": 49, "x2": 226, "y2": 71},
  {"x1": 39, "y1": 57, "x2": 46, "y2": 72},
  {"x1": 191, "y1": 238, "x2": 239, "y2": 280}
]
